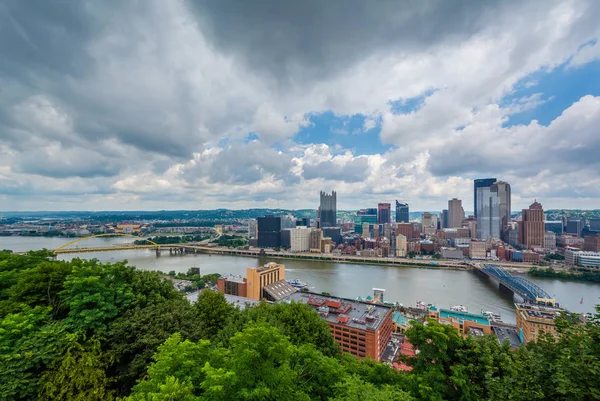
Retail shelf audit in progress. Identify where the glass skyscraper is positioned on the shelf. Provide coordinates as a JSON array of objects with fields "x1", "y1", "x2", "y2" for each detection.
[
  {"x1": 319, "y1": 191, "x2": 337, "y2": 228},
  {"x1": 476, "y1": 186, "x2": 501, "y2": 239},
  {"x1": 395, "y1": 201, "x2": 409, "y2": 223},
  {"x1": 473, "y1": 178, "x2": 496, "y2": 218}
]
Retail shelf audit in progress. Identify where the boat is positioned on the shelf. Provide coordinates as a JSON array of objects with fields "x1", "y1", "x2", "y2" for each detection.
[
  {"x1": 416, "y1": 300, "x2": 433, "y2": 309},
  {"x1": 450, "y1": 305, "x2": 468, "y2": 313},
  {"x1": 286, "y1": 279, "x2": 308, "y2": 289},
  {"x1": 482, "y1": 310, "x2": 502, "y2": 322}
]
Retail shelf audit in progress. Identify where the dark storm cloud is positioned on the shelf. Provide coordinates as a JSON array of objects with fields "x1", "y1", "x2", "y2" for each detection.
[{"x1": 188, "y1": 0, "x2": 498, "y2": 82}]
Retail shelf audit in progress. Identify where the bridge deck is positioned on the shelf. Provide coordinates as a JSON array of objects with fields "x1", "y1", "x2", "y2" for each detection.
[{"x1": 479, "y1": 263, "x2": 551, "y2": 301}]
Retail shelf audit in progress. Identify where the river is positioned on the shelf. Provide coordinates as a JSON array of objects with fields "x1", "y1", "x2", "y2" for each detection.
[{"x1": 2, "y1": 236, "x2": 599, "y2": 324}]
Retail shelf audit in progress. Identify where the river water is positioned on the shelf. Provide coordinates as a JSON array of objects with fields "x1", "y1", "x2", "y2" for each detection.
[{"x1": 2, "y1": 236, "x2": 599, "y2": 324}]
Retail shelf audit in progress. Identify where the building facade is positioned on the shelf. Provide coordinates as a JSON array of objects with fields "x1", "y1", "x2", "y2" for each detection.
[
  {"x1": 395, "y1": 234, "x2": 407, "y2": 257},
  {"x1": 545, "y1": 221, "x2": 564, "y2": 236},
  {"x1": 395, "y1": 201, "x2": 409, "y2": 223},
  {"x1": 584, "y1": 234, "x2": 600, "y2": 252},
  {"x1": 319, "y1": 191, "x2": 337, "y2": 228},
  {"x1": 492, "y1": 181, "x2": 511, "y2": 240},
  {"x1": 285, "y1": 292, "x2": 394, "y2": 361},
  {"x1": 290, "y1": 226, "x2": 312, "y2": 252},
  {"x1": 257, "y1": 215, "x2": 281, "y2": 248},
  {"x1": 519, "y1": 201, "x2": 544, "y2": 249},
  {"x1": 247, "y1": 219, "x2": 257, "y2": 239},
  {"x1": 476, "y1": 186, "x2": 501, "y2": 239},
  {"x1": 448, "y1": 198, "x2": 465, "y2": 228},
  {"x1": 474, "y1": 178, "x2": 497, "y2": 218},
  {"x1": 246, "y1": 262, "x2": 286, "y2": 300},
  {"x1": 544, "y1": 231, "x2": 557, "y2": 250},
  {"x1": 515, "y1": 303, "x2": 560, "y2": 343},
  {"x1": 378, "y1": 203, "x2": 391, "y2": 224},
  {"x1": 566, "y1": 219, "x2": 584, "y2": 236},
  {"x1": 309, "y1": 229, "x2": 323, "y2": 251},
  {"x1": 469, "y1": 240, "x2": 487, "y2": 260}
]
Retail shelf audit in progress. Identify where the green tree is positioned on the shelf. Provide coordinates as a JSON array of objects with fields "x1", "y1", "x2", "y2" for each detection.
[
  {"x1": 331, "y1": 375, "x2": 413, "y2": 401},
  {"x1": 193, "y1": 290, "x2": 237, "y2": 340},
  {"x1": 60, "y1": 261, "x2": 134, "y2": 333},
  {"x1": 38, "y1": 338, "x2": 111, "y2": 401},
  {"x1": 127, "y1": 333, "x2": 212, "y2": 400}
]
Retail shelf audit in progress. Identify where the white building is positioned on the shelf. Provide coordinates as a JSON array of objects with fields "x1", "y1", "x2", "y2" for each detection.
[
  {"x1": 565, "y1": 249, "x2": 600, "y2": 268},
  {"x1": 544, "y1": 231, "x2": 556, "y2": 250},
  {"x1": 247, "y1": 219, "x2": 257, "y2": 239},
  {"x1": 290, "y1": 226, "x2": 312, "y2": 252}
]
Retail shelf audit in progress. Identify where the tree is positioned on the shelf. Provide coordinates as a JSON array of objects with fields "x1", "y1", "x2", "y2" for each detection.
[
  {"x1": 331, "y1": 375, "x2": 413, "y2": 401},
  {"x1": 38, "y1": 338, "x2": 111, "y2": 401},
  {"x1": 193, "y1": 290, "x2": 237, "y2": 340},
  {"x1": 127, "y1": 333, "x2": 212, "y2": 400},
  {"x1": 105, "y1": 298, "x2": 204, "y2": 395},
  {"x1": 60, "y1": 261, "x2": 134, "y2": 333}
]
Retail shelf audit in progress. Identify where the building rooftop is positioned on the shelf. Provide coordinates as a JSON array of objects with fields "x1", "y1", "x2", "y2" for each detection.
[
  {"x1": 263, "y1": 280, "x2": 297, "y2": 301},
  {"x1": 492, "y1": 324, "x2": 522, "y2": 349},
  {"x1": 284, "y1": 291, "x2": 391, "y2": 331},
  {"x1": 392, "y1": 311, "x2": 410, "y2": 326},
  {"x1": 219, "y1": 273, "x2": 246, "y2": 284},
  {"x1": 255, "y1": 262, "x2": 282, "y2": 273},
  {"x1": 515, "y1": 303, "x2": 562, "y2": 321},
  {"x1": 439, "y1": 308, "x2": 490, "y2": 326}
]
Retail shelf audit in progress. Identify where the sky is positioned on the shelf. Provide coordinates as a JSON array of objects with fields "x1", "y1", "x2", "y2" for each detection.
[{"x1": 1, "y1": 0, "x2": 600, "y2": 212}]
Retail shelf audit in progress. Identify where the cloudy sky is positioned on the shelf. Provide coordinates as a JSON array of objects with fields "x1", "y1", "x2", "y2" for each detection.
[{"x1": 1, "y1": 0, "x2": 600, "y2": 212}]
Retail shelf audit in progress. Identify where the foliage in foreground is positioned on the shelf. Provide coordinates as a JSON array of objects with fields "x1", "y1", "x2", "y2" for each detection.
[{"x1": 0, "y1": 251, "x2": 599, "y2": 400}]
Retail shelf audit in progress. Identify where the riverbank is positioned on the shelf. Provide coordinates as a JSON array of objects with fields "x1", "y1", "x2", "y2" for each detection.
[{"x1": 529, "y1": 267, "x2": 600, "y2": 283}]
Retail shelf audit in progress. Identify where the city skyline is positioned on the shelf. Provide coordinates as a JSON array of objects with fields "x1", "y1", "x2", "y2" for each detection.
[{"x1": 1, "y1": 1, "x2": 600, "y2": 212}]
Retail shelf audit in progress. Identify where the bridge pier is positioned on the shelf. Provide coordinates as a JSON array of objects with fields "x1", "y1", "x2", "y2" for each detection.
[
  {"x1": 155, "y1": 249, "x2": 161, "y2": 257},
  {"x1": 499, "y1": 282, "x2": 514, "y2": 295}
]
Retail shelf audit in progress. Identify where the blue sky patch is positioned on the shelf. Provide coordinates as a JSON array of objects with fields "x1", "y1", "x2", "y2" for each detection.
[
  {"x1": 389, "y1": 88, "x2": 438, "y2": 115},
  {"x1": 502, "y1": 58, "x2": 600, "y2": 127},
  {"x1": 294, "y1": 111, "x2": 391, "y2": 155}
]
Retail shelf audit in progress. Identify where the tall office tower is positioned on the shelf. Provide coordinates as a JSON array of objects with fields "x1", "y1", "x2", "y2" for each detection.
[
  {"x1": 362, "y1": 222, "x2": 371, "y2": 238},
  {"x1": 395, "y1": 201, "x2": 409, "y2": 223},
  {"x1": 441, "y1": 210, "x2": 449, "y2": 229},
  {"x1": 448, "y1": 198, "x2": 465, "y2": 228},
  {"x1": 474, "y1": 178, "x2": 497, "y2": 218},
  {"x1": 378, "y1": 203, "x2": 391, "y2": 224},
  {"x1": 257, "y1": 215, "x2": 281, "y2": 248},
  {"x1": 519, "y1": 201, "x2": 545, "y2": 249},
  {"x1": 395, "y1": 234, "x2": 407, "y2": 257},
  {"x1": 477, "y1": 186, "x2": 501, "y2": 239},
  {"x1": 319, "y1": 191, "x2": 337, "y2": 228},
  {"x1": 491, "y1": 181, "x2": 511, "y2": 239},
  {"x1": 545, "y1": 221, "x2": 564, "y2": 236},
  {"x1": 355, "y1": 209, "x2": 377, "y2": 233},
  {"x1": 247, "y1": 219, "x2": 258, "y2": 239},
  {"x1": 280, "y1": 215, "x2": 296, "y2": 229}
]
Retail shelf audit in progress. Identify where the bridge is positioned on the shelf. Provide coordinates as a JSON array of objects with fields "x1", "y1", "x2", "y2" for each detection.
[{"x1": 476, "y1": 263, "x2": 553, "y2": 302}]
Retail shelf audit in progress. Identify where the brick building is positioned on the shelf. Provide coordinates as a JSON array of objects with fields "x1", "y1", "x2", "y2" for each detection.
[
  {"x1": 285, "y1": 292, "x2": 394, "y2": 362},
  {"x1": 584, "y1": 234, "x2": 600, "y2": 252}
]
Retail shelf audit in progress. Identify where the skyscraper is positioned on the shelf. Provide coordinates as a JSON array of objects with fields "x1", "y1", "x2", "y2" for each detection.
[
  {"x1": 448, "y1": 198, "x2": 465, "y2": 228},
  {"x1": 476, "y1": 186, "x2": 501, "y2": 239},
  {"x1": 491, "y1": 181, "x2": 511, "y2": 239},
  {"x1": 441, "y1": 209, "x2": 449, "y2": 229},
  {"x1": 378, "y1": 203, "x2": 391, "y2": 224},
  {"x1": 257, "y1": 215, "x2": 281, "y2": 248},
  {"x1": 519, "y1": 201, "x2": 545, "y2": 249},
  {"x1": 474, "y1": 178, "x2": 497, "y2": 218},
  {"x1": 395, "y1": 201, "x2": 409, "y2": 223},
  {"x1": 319, "y1": 191, "x2": 337, "y2": 228}
]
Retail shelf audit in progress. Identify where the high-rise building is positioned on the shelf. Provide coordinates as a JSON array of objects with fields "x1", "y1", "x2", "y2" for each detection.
[
  {"x1": 448, "y1": 198, "x2": 465, "y2": 228},
  {"x1": 319, "y1": 191, "x2": 337, "y2": 228},
  {"x1": 474, "y1": 178, "x2": 497, "y2": 218},
  {"x1": 257, "y1": 215, "x2": 281, "y2": 248},
  {"x1": 383, "y1": 223, "x2": 392, "y2": 239},
  {"x1": 519, "y1": 201, "x2": 545, "y2": 249},
  {"x1": 355, "y1": 209, "x2": 377, "y2": 233},
  {"x1": 395, "y1": 201, "x2": 409, "y2": 223},
  {"x1": 441, "y1": 209, "x2": 449, "y2": 229},
  {"x1": 584, "y1": 234, "x2": 600, "y2": 252},
  {"x1": 280, "y1": 215, "x2": 296, "y2": 229},
  {"x1": 362, "y1": 222, "x2": 371, "y2": 238},
  {"x1": 476, "y1": 186, "x2": 501, "y2": 240},
  {"x1": 492, "y1": 181, "x2": 511, "y2": 239},
  {"x1": 378, "y1": 203, "x2": 391, "y2": 224},
  {"x1": 322, "y1": 227, "x2": 342, "y2": 245},
  {"x1": 290, "y1": 226, "x2": 312, "y2": 252},
  {"x1": 566, "y1": 219, "x2": 584, "y2": 236},
  {"x1": 545, "y1": 221, "x2": 564, "y2": 236}
]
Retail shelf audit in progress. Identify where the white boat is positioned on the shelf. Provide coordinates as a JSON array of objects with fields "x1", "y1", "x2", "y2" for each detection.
[
  {"x1": 416, "y1": 300, "x2": 433, "y2": 309},
  {"x1": 286, "y1": 279, "x2": 308, "y2": 289},
  {"x1": 450, "y1": 305, "x2": 468, "y2": 313},
  {"x1": 481, "y1": 310, "x2": 502, "y2": 321}
]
